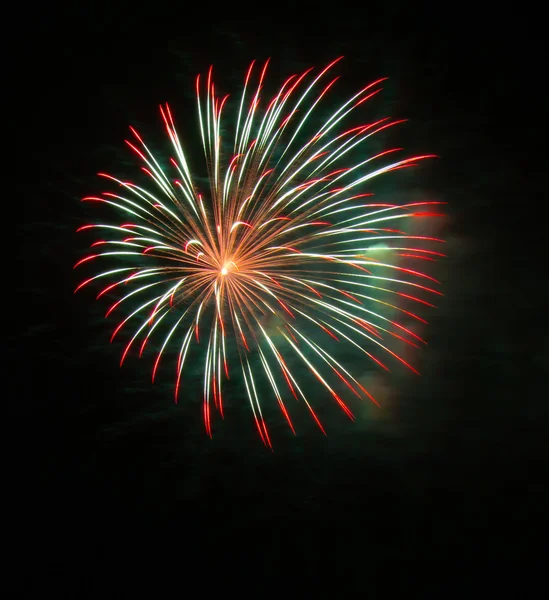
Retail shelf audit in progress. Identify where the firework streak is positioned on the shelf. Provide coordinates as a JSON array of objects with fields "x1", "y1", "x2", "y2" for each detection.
[{"x1": 75, "y1": 58, "x2": 445, "y2": 447}]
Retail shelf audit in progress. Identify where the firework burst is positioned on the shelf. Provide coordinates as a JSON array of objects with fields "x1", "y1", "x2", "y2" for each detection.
[{"x1": 75, "y1": 58, "x2": 445, "y2": 447}]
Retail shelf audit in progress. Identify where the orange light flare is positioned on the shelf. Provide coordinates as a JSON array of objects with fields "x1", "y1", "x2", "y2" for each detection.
[{"x1": 219, "y1": 260, "x2": 239, "y2": 277}]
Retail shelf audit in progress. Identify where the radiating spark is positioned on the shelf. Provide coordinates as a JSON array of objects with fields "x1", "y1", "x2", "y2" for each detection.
[{"x1": 76, "y1": 59, "x2": 445, "y2": 447}]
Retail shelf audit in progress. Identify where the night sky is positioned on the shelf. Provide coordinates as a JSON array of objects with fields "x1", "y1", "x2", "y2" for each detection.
[{"x1": 12, "y1": 7, "x2": 546, "y2": 592}]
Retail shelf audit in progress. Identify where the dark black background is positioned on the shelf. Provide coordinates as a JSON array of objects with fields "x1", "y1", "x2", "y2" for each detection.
[{"x1": 11, "y1": 6, "x2": 546, "y2": 592}]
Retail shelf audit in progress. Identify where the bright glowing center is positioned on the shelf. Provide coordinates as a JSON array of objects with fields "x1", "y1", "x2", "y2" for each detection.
[{"x1": 220, "y1": 261, "x2": 238, "y2": 276}]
